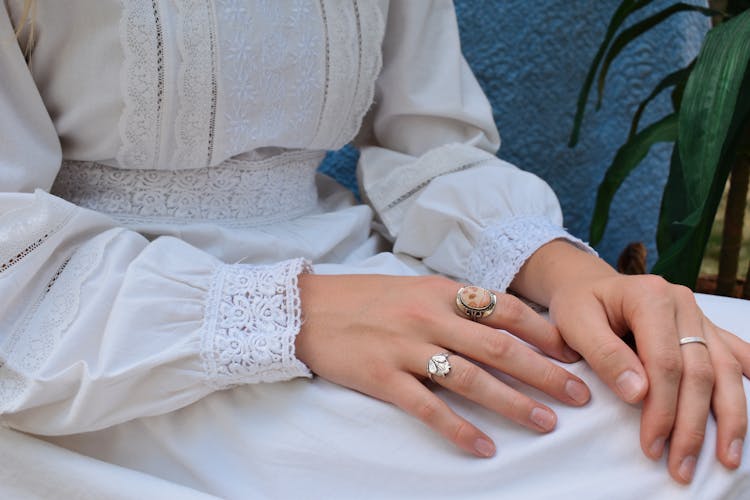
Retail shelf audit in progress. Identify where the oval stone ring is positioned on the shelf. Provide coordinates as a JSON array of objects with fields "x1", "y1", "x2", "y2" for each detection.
[{"x1": 456, "y1": 285, "x2": 497, "y2": 321}]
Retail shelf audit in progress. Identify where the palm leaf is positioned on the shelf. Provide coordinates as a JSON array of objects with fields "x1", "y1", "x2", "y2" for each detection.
[
  {"x1": 568, "y1": 0, "x2": 655, "y2": 147},
  {"x1": 678, "y1": 11, "x2": 750, "y2": 209},
  {"x1": 628, "y1": 61, "x2": 693, "y2": 139},
  {"x1": 652, "y1": 11, "x2": 750, "y2": 286},
  {"x1": 590, "y1": 113, "x2": 678, "y2": 245},
  {"x1": 596, "y1": 3, "x2": 720, "y2": 108}
]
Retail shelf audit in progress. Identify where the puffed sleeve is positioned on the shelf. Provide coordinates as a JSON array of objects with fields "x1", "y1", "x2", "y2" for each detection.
[
  {"x1": 357, "y1": 0, "x2": 592, "y2": 293},
  {"x1": 0, "y1": 7, "x2": 310, "y2": 436}
]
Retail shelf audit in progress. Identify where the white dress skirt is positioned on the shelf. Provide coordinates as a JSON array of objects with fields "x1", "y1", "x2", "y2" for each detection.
[{"x1": 0, "y1": 1, "x2": 748, "y2": 498}]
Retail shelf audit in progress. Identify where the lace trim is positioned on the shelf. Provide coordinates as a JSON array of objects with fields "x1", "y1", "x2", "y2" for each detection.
[
  {"x1": 333, "y1": 0, "x2": 383, "y2": 148},
  {"x1": 201, "y1": 258, "x2": 312, "y2": 388},
  {"x1": 466, "y1": 216, "x2": 594, "y2": 293},
  {"x1": 51, "y1": 150, "x2": 324, "y2": 228},
  {"x1": 0, "y1": 193, "x2": 75, "y2": 275},
  {"x1": 173, "y1": 0, "x2": 218, "y2": 168},
  {"x1": 0, "y1": 232, "x2": 114, "y2": 412},
  {"x1": 365, "y1": 144, "x2": 497, "y2": 237},
  {"x1": 310, "y1": 0, "x2": 383, "y2": 150},
  {"x1": 117, "y1": 0, "x2": 163, "y2": 168}
]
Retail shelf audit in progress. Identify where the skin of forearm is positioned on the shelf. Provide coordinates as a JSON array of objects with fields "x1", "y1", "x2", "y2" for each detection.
[{"x1": 510, "y1": 239, "x2": 618, "y2": 307}]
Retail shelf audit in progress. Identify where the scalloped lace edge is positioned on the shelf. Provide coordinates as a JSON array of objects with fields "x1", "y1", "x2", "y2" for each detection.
[
  {"x1": 466, "y1": 215, "x2": 595, "y2": 293},
  {"x1": 201, "y1": 258, "x2": 313, "y2": 388}
]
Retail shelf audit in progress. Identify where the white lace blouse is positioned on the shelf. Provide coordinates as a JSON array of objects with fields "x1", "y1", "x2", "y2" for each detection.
[{"x1": 0, "y1": 0, "x2": 586, "y2": 435}]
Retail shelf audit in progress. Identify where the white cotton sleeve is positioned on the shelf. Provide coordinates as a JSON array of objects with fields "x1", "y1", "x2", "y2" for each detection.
[
  {"x1": 0, "y1": 7, "x2": 310, "y2": 437},
  {"x1": 0, "y1": 192, "x2": 312, "y2": 436},
  {"x1": 357, "y1": 0, "x2": 593, "y2": 292}
]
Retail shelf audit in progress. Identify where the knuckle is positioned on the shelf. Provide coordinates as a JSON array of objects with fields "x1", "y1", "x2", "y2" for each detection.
[
  {"x1": 717, "y1": 357, "x2": 744, "y2": 379},
  {"x1": 361, "y1": 350, "x2": 400, "y2": 383},
  {"x1": 589, "y1": 338, "x2": 624, "y2": 367},
  {"x1": 453, "y1": 363, "x2": 481, "y2": 393},
  {"x1": 415, "y1": 397, "x2": 442, "y2": 424},
  {"x1": 738, "y1": 414, "x2": 748, "y2": 436},
  {"x1": 540, "y1": 364, "x2": 562, "y2": 390},
  {"x1": 654, "y1": 352, "x2": 683, "y2": 382},
  {"x1": 678, "y1": 428, "x2": 707, "y2": 449},
  {"x1": 687, "y1": 361, "x2": 715, "y2": 388},
  {"x1": 507, "y1": 392, "x2": 529, "y2": 419},
  {"x1": 420, "y1": 275, "x2": 455, "y2": 293},
  {"x1": 724, "y1": 410, "x2": 748, "y2": 436},
  {"x1": 450, "y1": 419, "x2": 471, "y2": 444},
  {"x1": 497, "y1": 295, "x2": 526, "y2": 323},
  {"x1": 366, "y1": 358, "x2": 394, "y2": 383},
  {"x1": 403, "y1": 304, "x2": 437, "y2": 328},
  {"x1": 638, "y1": 274, "x2": 670, "y2": 294},
  {"x1": 649, "y1": 407, "x2": 677, "y2": 428},
  {"x1": 483, "y1": 333, "x2": 510, "y2": 359},
  {"x1": 673, "y1": 284, "x2": 696, "y2": 304}
]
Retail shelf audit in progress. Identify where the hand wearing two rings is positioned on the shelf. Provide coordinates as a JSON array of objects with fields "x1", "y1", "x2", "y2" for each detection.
[{"x1": 295, "y1": 274, "x2": 589, "y2": 458}]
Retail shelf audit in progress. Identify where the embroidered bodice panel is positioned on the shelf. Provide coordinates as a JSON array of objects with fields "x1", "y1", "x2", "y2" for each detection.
[{"x1": 25, "y1": 0, "x2": 384, "y2": 171}]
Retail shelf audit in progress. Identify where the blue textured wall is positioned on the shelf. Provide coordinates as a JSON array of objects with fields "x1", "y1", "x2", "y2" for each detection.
[{"x1": 319, "y1": 0, "x2": 707, "y2": 266}]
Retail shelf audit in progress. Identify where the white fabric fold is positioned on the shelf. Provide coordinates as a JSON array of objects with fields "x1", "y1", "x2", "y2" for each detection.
[
  {"x1": 356, "y1": 1, "x2": 588, "y2": 287},
  {"x1": 0, "y1": 192, "x2": 312, "y2": 435}
]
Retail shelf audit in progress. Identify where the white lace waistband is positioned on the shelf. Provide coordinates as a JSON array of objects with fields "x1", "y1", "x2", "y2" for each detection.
[{"x1": 51, "y1": 151, "x2": 325, "y2": 227}]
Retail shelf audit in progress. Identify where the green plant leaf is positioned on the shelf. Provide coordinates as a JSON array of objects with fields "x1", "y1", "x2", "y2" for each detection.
[
  {"x1": 629, "y1": 61, "x2": 694, "y2": 140},
  {"x1": 678, "y1": 10, "x2": 750, "y2": 209},
  {"x1": 596, "y1": 3, "x2": 720, "y2": 108},
  {"x1": 670, "y1": 70, "x2": 689, "y2": 111},
  {"x1": 590, "y1": 113, "x2": 678, "y2": 246},
  {"x1": 655, "y1": 145, "x2": 689, "y2": 253},
  {"x1": 568, "y1": 0, "x2": 654, "y2": 147},
  {"x1": 652, "y1": 11, "x2": 750, "y2": 287}
]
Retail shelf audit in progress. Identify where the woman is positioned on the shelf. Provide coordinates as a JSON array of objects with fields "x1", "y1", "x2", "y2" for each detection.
[{"x1": 1, "y1": 0, "x2": 748, "y2": 497}]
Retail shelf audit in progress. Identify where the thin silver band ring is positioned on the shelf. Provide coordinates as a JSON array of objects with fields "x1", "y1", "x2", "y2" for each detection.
[{"x1": 679, "y1": 336, "x2": 708, "y2": 347}]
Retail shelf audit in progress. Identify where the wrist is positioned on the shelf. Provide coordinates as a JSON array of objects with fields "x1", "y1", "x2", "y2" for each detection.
[{"x1": 510, "y1": 239, "x2": 616, "y2": 306}]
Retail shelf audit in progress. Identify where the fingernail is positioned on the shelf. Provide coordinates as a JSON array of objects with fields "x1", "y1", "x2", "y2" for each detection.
[
  {"x1": 649, "y1": 437, "x2": 665, "y2": 459},
  {"x1": 615, "y1": 370, "x2": 645, "y2": 402},
  {"x1": 565, "y1": 379, "x2": 589, "y2": 404},
  {"x1": 562, "y1": 345, "x2": 580, "y2": 362},
  {"x1": 678, "y1": 456, "x2": 696, "y2": 483},
  {"x1": 474, "y1": 438, "x2": 495, "y2": 457},
  {"x1": 530, "y1": 407, "x2": 556, "y2": 431},
  {"x1": 729, "y1": 438, "x2": 744, "y2": 466}
]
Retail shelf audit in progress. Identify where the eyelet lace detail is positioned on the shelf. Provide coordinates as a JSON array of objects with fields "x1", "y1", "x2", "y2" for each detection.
[
  {"x1": 117, "y1": 1, "x2": 383, "y2": 167},
  {"x1": 201, "y1": 258, "x2": 312, "y2": 388},
  {"x1": 118, "y1": 0, "x2": 164, "y2": 168},
  {"x1": 173, "y1": 0, "x2": 218, "y2": 168},
  {"x1": 310, "y1": 0, "x2": 383, "y2": 150},
  {"x1": 466, "y1": 216, "x2": 594, "y2": 293},
  {"x1": 0, "y1": 232, "x2": 115, "y2": 412},
  {"x1": 363, "y1": 144, "x2": 496, "y2": 238},
  {"x1": 0, "y1": 193, "x2": 75, "y2": 276}
]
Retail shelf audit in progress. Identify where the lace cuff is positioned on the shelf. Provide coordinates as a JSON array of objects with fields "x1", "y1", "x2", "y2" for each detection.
[
  {"x1": 201, "y1": 258, "x2": 313, "y2": 389},
  {"x1": 466, "y1": 216, "x2": 594, "y2": 293}
]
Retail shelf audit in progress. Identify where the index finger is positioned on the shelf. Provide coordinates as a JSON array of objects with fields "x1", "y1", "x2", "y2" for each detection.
[{"x1": 551, "y1": 298, "x2": 648, "y2": 404}]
